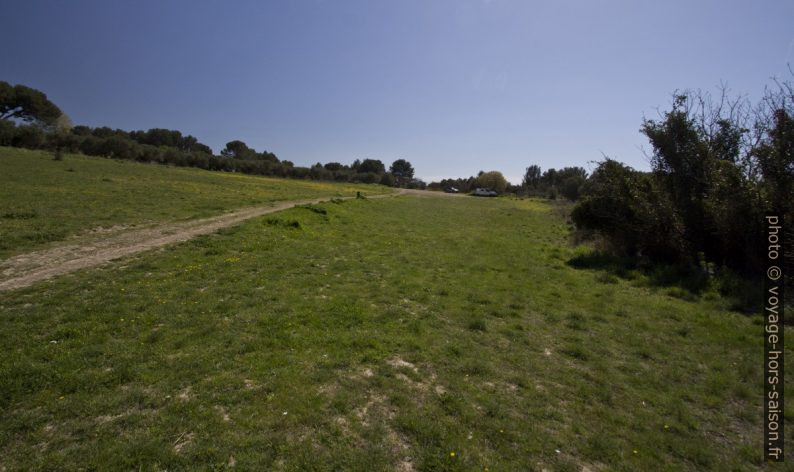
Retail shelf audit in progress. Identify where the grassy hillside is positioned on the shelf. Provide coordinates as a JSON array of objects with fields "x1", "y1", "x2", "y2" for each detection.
[
  {"x1": 0, "y1": 194, "x2": 787, "y2": 470},
  {"x1": 0, "y1": 147, "x2": 390, "y2": 258}
]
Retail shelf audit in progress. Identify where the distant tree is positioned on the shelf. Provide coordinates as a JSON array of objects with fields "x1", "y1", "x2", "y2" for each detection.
[
  {"x1": 476, "y1": 171, "x2": 508, "y2": 193},
  {"x1": 123, "y1": 128, "x2": 213, "y2": 154},
  {"x1": 310, "y1": 162, "x2": 331, "y2": 180},
  {"x1": 53, "y1": 114, "x2": 73, "y2": 132},
  {"x1": 99, "y1": 135, "x2": 136, "y2": 160},
  {"x1": 257, "y1": 150, "x2": 279, "y2": 162},
  {"x1": 324, "y1": 162, "x2": 344, "y2": 171},
  {"x1": 92, "y1": 126, "x2": 123, "y2": 139},
  {"x1": 379, "y1": 172, "x2": 395, "y2": 186},
  {"x1": 11, "y1": 124, "x2": 44, "y2": 148},
  {"x1": 194, "y1": 142, "x2": 213, "y2": 155},
  {"x1": 0, "y1": 119, "x2": 14, "y2": 146},
  {"x1": 289, "y1": 166, "x2": 311, "y2": 179},
  {"x1": 406, "y1": 178, "x2": 427, "y2": 190},
  {"x1": 358, "y1": 159, "x2": 386, "y2": 174},
  {"x1": 541, "y1": 168, "x2": 558, "y2": 187},
  {"x1": 220, "y1": 140, "x2": 256, "y2": 160},
  {"x1": 556, "y1": 167, "x2": 588, "y2": 201},
  {"x1": 49, "y1": 113, "x2": 74, "y2": 160},
  {"x1": 0, "y1": 81, "x2": 64, "y2": 127},
  {"x1": 142, "y1": 128, "x2": 180, "y2": 147},
  {"x1": 71, "y1": 125, "x2": 92, "y2": 136},
  {"x1": 389, "y1": 159, "x2": 414, "y2": 186},
  {"x1": 522, "y1": 165, "x2": 541, "y2": 190},
  {"x1": 356, "y1": 172, "x2": 380, "y2": 184}
]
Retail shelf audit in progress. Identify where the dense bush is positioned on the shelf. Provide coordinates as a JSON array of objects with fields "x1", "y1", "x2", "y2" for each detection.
[
  {"x1": 379, "y1": 172, "x2": 395, "y2": 186},
  {"x1": 0, "y1": 119, "x2": 15, "y2": 146},
  {"x1": 519, "y1": 166, "x2": 587, "y2": 200},
  {"x1": 11, "y1": 125, "x2": 45, "y2": 149},
  {"x1": 557, "y1": 168, "x2": 587, "y2": 200},
  {"x1": 573, "y1": 79, "x2": 794, "y2": 278},
  {"x1": 476, "y1": 171, "x2": 508, "y2": 194},
  {"x1": 572, "y1": 159, "x2": 686, "y2": 261}
]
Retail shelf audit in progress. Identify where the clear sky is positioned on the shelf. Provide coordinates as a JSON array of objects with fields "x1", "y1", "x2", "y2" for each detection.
[{"x1": 3, "y1": 0, "x2": 793, "y2": 183}]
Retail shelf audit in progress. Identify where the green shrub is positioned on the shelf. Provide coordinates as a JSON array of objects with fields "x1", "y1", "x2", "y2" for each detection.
[
  {"x1": 264, "y1": 218, "x2": 302, "y2": 229},
  {"x1": 467, "y1": 319, "x2": 487, "y2": 331}
]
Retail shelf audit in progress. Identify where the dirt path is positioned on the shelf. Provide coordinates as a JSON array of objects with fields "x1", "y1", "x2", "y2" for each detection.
[{"x1": 0, "y1": 191, "x2": 403, "y2": 292}]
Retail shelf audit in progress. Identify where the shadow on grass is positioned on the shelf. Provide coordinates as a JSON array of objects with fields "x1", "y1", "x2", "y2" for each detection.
[{"x1": 567, "y1": 250, "x2": 763, "y2": 314}]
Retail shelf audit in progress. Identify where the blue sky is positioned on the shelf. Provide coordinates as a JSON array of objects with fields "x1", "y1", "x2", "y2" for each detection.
[{"x1": 3, "y1": 0, "x2": 793, "y2": 183}]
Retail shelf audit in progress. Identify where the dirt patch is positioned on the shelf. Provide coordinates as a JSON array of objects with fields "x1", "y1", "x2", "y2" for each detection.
[
  {"x1": 95, "y1": 413, "x2": 126, "y2": 424},
  {"x1": 173, "y1": 431, "x2": 195, "y2": 453},
  {"x1": 215, "y1": 405, "x2": 231, "y2": 422},
  {"x1": 386, "y1": 356, "x2": 448, "y2": 396},
  {"x1": 395, "y1": 373, "x2": 428, "y2": 392},
  {"x1": 387, "y1": 429, "x2": 414, "y2": 471},
  {"x1": 317, "y1": 383, "x2": 339, "y2": 395},
  {"x1": 177, "y1": 386, "x2": 192, "y2": 401},
  {"x1": 345, "y1": 367, "x2": 375, "y2": 382},
  {"x1": 334, "y1": 416, "x2": 351, "y2": 434},
  {"x1": 351, "y1": 390, "x2": 413, "y2": 470},
  {"x1": 395, "y1": 459, "x2": 415, "y2": 472},
  {"x1": 360, "y1": 367, "x2": 374, "y2": 378},
  {"x1": 354, "y1": 392, "x2": 388, "y2": 427},
  {"x1": 386, "y1": 357, "x2": 418, "y2": 373},
  {"x1": 94, "y1": 406, "x2": 158, "y2": 425}
]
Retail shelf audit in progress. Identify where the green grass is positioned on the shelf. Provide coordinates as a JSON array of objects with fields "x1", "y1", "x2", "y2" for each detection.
[
  {"x1": 0, "y1": 147, "x2": 390, "y2": 258},
  {"x1": 0, "y1": 194, "x2": 788, "y2": 470}
]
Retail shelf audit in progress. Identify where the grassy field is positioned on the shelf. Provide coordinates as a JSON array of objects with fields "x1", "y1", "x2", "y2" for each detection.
[
  {"x1": 0, "y1": 147, "x2": 390, "y2": 259},
  {"x1": 0, "y1": 189, "x2": 788, "y2": 470}
]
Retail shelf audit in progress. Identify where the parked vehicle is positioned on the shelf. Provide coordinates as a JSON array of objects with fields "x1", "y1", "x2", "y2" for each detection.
[
  {"x1": 443, "y1": 187, "x2": 459, "y2": 193},
  {"x1": 471, "y1": 188, "x2": 497, "y2": 197}
]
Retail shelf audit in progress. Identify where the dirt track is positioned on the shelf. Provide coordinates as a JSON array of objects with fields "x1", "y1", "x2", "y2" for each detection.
[{"x1": 0, "y1": 191, "x2": 420, "y2": 292}]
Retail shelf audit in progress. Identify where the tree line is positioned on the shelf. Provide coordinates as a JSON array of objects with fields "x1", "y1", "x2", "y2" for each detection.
[
  {"x1": 0, "y1": 81, "x2": 422, "y2": 187},
  {"x1": 428, "y1": 166, "x2": 587, "y2": 199}
]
